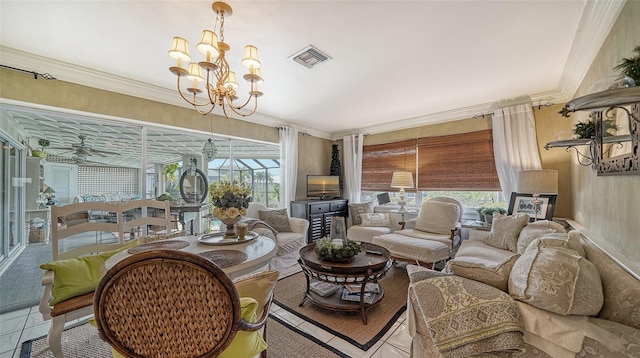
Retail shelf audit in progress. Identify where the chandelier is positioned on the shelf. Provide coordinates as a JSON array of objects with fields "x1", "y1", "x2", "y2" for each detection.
[{"x1": 168, "y1": 2, "x2": 263, "y2": 118}]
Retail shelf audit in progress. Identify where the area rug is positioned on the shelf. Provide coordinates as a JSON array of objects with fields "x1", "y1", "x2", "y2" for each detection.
[
  {"x1": 20, "y1": 317, "x2": 349, "y2": 358},
  {"x1": 273, "y1": 264, "x2": 409, "y2": 351}
]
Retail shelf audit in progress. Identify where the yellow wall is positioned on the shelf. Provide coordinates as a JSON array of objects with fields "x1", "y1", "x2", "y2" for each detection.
[{"x1": 567, "y1": 1, "x2": 640, "y2": 268}]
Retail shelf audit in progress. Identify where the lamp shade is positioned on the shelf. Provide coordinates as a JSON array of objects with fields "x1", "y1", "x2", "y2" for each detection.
[
  {"x1": 241, "y1": 45, "x2": 261, "y2": 69},
  {"x1": 186, "y1": 63, "x2": 204, "y2": 83},
  {"x1": 168, "y1": 37, "x2": 191, "y2": 62},
  {"x1": 196, "y1": 30, "x2": 220, "y2": 60},
  {"x1": 390, "y1": 171, "x2": 414, "y2": 189},
  {"x1": 517, "y1": 170, "x2": 558, "y2": 194}
]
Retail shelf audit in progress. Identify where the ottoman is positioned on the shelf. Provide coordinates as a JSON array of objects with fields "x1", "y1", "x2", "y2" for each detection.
[{"x1": 373, "y1": 232, "x2": 451, "y2": 268}]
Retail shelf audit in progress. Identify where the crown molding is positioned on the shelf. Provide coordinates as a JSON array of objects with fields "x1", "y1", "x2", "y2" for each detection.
[{"x1": 557, "y1": 0, "x2": 626, "y2": 98}]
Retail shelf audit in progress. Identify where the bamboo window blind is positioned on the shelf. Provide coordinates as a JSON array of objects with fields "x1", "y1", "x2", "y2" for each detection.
[
  {"x1": 361, "y1": 130, "x2": 501, "y2": 192},
  {"x1": 361, "y1": 139, "x2": 416, "y2": 192},
  {"x1": 417, "y1": 130, "x2": 501, "y2": 190}
]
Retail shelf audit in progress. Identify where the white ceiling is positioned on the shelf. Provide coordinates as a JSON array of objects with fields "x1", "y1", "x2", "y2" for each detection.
[{"x1": 0, "y1": 0, "x2": 625, "y2": 140}]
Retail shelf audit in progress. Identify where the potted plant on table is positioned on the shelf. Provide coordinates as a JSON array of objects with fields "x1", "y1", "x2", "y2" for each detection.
[
  {"x1": 209, "y1": 181, "x2": 252, "y2": 239},
  {"x1": 476, "y1": 206, "x2": 487, "y2": 222},
  {"x1": 481, "y1": 206, "x2": 506, "y2": 224},
  {"x1": 314, "y1": 236, "x2": 361, "y2": 262}
]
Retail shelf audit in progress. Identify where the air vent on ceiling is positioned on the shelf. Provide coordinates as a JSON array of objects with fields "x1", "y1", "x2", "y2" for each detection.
[{"x1": 289, "y1": 45, "x2": 332, "y2": 69}]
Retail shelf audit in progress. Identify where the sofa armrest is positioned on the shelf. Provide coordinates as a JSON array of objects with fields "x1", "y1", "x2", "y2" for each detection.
[{"x1": 288, "y1": 217, "x2": 309, "y2": 234}]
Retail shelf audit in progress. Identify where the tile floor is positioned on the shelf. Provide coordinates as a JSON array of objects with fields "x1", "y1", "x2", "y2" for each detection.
[{"x1": 1, "y1": 302, "x2": 411, "y2": 358}]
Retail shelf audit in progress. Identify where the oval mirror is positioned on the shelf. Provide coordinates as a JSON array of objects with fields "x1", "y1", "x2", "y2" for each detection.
[{"x1": 179, "y1": 169, "x2": 208, "y2": 203}]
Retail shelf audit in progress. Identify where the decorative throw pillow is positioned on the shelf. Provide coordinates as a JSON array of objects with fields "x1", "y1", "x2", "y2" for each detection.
[
  {"x1": 40, "y1": 240, "x2": 138, "y2": 305},
  {"x1": 348, "y1": 202, "x2": 374, "y2": 226},
  {"x1": 218, "y1": 297, "x2": 268, "y2": 358},
  {"x1": 525, "y1": 230, "x2": 585, "y2": 257},
  {"x1": 414, "y1": 201, "x2": 460, "y2": 234},
  {"x1": 443, "y1": 239, "x2": 521, "y2": 292},
  {"x1": 484, "y1": 214, "x2": 529, "y2": 252},
  {"x1": 359, "y1": 213, "x2": 391, "y2": 227},
  {"x1": 516, "y1": 220, "x2": 566, "y2": 254},
  {"x1": 259, "y1": 209, "x2": 291, "y2": 233},
  {"x1": 233, "y1": 270, "x2": 279, "y2": 314},
  {"x1": 509, "y1": 246, "x2": 603, "y2": 316}
]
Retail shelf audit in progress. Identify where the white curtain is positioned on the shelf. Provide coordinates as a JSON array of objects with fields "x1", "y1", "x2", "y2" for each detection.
[
  {"x1": 279, "y1": 126, "x2": 298, "y2": 211},
  {"x1": 343, "y1": 133, "x2": 364, "y2": 203},
  {"x1": 491, "y1": 96, "x2": 542, "y2": 200}
]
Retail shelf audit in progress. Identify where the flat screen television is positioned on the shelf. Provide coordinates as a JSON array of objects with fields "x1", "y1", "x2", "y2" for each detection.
[{"x1": 307, "y1": 175, "x2": 340, "y2": 199}]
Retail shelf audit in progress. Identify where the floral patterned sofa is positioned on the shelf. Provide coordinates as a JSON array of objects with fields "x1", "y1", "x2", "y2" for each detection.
[{"x1": 407, "y1": 217, "x2": 640, "y2": 358}]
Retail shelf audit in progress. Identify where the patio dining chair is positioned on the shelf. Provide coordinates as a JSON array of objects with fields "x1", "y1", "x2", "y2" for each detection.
[
  {"x1": 94, "y1": 249, "x2": 272, "y2": 358},
  {"x1": 39, "y1": 201, "x2": 129, "y2": 358}
]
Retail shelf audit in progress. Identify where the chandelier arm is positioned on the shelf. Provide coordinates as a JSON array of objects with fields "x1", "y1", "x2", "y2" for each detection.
[
  {"x1": 228, "y1": 90, "x2": 254, "y2": 110},
  {"x1": 176, "y1": 76, "x2": 218, "y2": 113},
  {"x1": 225, "y1": 95, "x2": 259, "y2": 117}
]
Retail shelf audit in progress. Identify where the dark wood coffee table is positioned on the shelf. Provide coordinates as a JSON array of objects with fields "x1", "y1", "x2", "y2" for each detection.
[{"x1": 297, "y1": 242, "x2": 392, "y2": 324}]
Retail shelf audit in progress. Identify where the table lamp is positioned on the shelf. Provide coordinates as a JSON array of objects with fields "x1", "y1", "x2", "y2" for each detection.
[
  {"x1": 391, "y1": 171, "x2": 414, "y2": 213},
  {"x1": 517, "y1": 170, "x2": 558, "y2": 221}
]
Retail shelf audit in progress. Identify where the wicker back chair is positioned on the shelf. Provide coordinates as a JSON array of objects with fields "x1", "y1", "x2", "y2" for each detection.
[{"x1": 94, "y1": 250, "x2": 269, "y2": 358}]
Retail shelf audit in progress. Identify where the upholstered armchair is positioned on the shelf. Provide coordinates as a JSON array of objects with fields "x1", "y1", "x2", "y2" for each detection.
[
  {"x1": 373, "y1": 197, "x2": 462, "y2": 268},
  {"x1": 346, "y1": 202, "x2": 394, "y2": 243},
  {"x1": 244, "y1": 202, "x2": 309, "y2": 272}
]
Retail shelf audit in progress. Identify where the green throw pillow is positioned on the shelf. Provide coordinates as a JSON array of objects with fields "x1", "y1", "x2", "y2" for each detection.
[
  {"x1": 219, "y1": 297, "x2": 268, "y2": 358},
  {"x1": 40, "y1": 240, "x2": 138, "y2": 305}
]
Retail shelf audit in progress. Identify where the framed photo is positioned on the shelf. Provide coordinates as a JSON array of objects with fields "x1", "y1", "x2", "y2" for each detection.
[{"x1": 507, "y1": 193, "x2": 557, "y2": 221}]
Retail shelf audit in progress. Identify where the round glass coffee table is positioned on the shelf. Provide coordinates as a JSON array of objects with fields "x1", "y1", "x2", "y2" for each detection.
[{"x1": 297, "y1": 241, "x2": 392, "y2": 324}]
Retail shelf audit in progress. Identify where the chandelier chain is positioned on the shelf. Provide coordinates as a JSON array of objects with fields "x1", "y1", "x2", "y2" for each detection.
[{"x1": 219, "y1": 11, "x2": 225, "y2": 43}]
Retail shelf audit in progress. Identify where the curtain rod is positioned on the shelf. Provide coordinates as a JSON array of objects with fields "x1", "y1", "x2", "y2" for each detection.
[{"x1": 0, "y1": 64, "x2": 56, "y2": 80}]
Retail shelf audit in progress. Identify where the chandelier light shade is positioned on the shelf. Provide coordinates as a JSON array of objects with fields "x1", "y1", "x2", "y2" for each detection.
[
  {"x1": 202, "y1": 138, "x2": 218, "y2": 161},
  {"x1": 169, "y1": 2, "x2": 263, "y2": 118},
  {"x1": 390, "y1": 171, "x2": 414, "y2": 212}
]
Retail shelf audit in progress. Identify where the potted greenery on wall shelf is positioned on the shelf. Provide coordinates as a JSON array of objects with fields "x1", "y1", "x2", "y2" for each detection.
[
  {"x1": 614, "y1": 45, "x2": 640, "y2": 84},
  {"x1": 573, "y1": 119, "x2": 618, "y2": 140}
]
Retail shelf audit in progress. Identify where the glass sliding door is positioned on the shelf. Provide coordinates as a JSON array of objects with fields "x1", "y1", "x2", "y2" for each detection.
[{"x1": 0, "y1": 135, "x2": 25, "y2": 266}]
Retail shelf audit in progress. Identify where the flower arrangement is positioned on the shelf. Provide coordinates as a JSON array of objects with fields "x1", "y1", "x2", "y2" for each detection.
[
  {"x1": 314, "y1": 236, "x2": 361, "y2": 262},
  {"x1": 209, "y1": 180, "x2": 252, "y2": 219}
]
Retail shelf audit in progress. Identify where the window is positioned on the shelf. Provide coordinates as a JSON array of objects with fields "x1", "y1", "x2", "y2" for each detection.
[{"x1": 361, "y1": 130, "x2": 503, "y2": 212}]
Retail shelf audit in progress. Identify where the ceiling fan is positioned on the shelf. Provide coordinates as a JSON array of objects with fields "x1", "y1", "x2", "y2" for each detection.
[{"x1": 50, "y1": 135, "x2": 119, "y2": 159}]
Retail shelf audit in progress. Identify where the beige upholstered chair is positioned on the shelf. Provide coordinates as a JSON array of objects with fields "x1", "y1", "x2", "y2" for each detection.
[
  {"x1": 373, "y1": 197, "x2": 462, "y2": 268},
  {"x1": 245, "y1": 202, "x2": 309, "y2": 272},
  {"x1": 40, "y1": 201, "x2": 127, "y2": 358},
  {"x1": 94, "y1": 250, "x2": 272, "y2": 358}
]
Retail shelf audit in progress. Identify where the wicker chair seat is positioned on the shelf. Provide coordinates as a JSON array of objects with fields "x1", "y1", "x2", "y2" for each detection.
[{"x1": 49, "y1": 292, "x2": 94, "y2": 317}]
